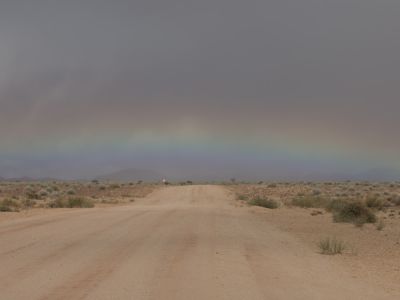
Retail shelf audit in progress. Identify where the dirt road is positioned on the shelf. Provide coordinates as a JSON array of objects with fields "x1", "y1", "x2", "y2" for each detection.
[{"x1": 0, "y1": 186, "x2": 394, "y2": 299}]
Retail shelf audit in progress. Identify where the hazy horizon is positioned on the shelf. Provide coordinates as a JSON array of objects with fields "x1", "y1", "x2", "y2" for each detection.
[{"x1": 1, "y1": 1, "x2": 400, "y2": 180}]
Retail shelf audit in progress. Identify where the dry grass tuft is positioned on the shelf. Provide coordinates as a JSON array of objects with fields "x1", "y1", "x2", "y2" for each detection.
[{"x1": 318, "y1": 237, "x2": 346, "y2": 255}]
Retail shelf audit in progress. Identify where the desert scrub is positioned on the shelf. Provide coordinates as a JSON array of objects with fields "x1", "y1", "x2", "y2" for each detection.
[
  {"x1": 101, "y1": 198, "x2": 120, "y2": 204},
  {"x1": 22, "y1": 198, "x2": 36, "y2": 208},
  {"x1": 291, "y1": 195, "x2": 330, "y2": 208},
  {"x1": 237, "y1": 194, "x2": 248, "y2": 201},
  {"x1": 26, "y1": 190, "x2": 40, "y2": 200},
  {"x1": 388, "y1": 194, "x2": 400, "y2": 206},
  {"x1": 47, "y1": 198, "x2": 67, "y2": 208},
  {"x1": 332, "y1": 201, "x2": 376, "y2": 225},
  {"x1": 67, "y1": 197, "x2": 94, "y2": 208},
  {"x1": 0, "y1": 199, "x2": 20, "y2": 212},
  {"x1": 38, "y1": 189, "x2": 48, "y2": 198},
  {"x1": 365, "y1": 196, "x2": 384, "y2": 210},
  {"x1": 51, "y1": 185, "x2": 60, "y2": 192},
  {"x1": 66, "y1": 189, "x2": 76, "y2": 195},
  {"x1": 249, "y1": 197, "x2": 278, "y2": 209},
  {"x1": 318, "y1": 237, "x2": 346, "y2": 255},
  {"x1": 48, "y1": 197, "x2": 94, "y2": 208},
  {"x1": 325, "y1": 198, "x2": 348, "y2": 212}
]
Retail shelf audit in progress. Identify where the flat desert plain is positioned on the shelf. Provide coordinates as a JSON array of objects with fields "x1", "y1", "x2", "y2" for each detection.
[{"x1": 0, "y1": 185, "x2": 399, "y2": 299}]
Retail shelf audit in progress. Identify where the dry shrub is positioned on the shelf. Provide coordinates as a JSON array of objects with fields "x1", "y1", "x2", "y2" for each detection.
[
  {"x1": 319, "y1": 237, "x2": 346, "y2": 255},
  {"x1": 249, "y1": 197, "x2": 279, "y2": 209},
  {"x1": 48, "y1": 197, "x2": 94, "y2": 208},
  {"x1": 332, "y1": 201, "x2": 376, "y2": 225},
  {"x1": 365, "y1": 196, "x2": 384, "y2": 210},
  {"x1": 0, "y1": 199, "x2": 20, "y2": 212}
]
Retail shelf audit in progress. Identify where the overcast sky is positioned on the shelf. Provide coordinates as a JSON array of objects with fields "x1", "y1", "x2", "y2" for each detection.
[{"x1": 1, "y1": 1, "x2": 400, "y2": 180}]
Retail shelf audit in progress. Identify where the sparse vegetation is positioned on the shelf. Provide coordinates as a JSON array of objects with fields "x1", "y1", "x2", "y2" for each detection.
[
  {"x1": 67, "y1": 197, "x2": 94, "y2": 208},
  {"x1": 47, "y1": 198, "x2": 67, "y2": 208},
  {"x1": 291, "y1": 195, "x2": 330, "y2": 208},
  {"x1": 66, "y1": 189, "x2": 76, "y2": 195},
  {"x1": 388, "y1": 194, "x2": 400, "y2": 206},
  {"x1": 365, "y1": 196, "x2": 384, "y2": 210},
  {"x1": 48, "y1": 197, "x2": 94, "y2": 208},
  {"x1": 325, "y1": 198, "x2": 348, "y2": 212},
  {"x1": 310, "y1": 210, "x2": 323, "y2": 216},
  {"x1": 0, "y1": 181, "x2": 159, "y2": 211},
  {"x1": 249, "y1": 197, "x2": 278, "y2": 209},
  {"x1": 0, "y1": 199, "x2": 19, "y2": 212},
  {"x1": 237, "y1": 194, "x2": 248, "y2": 201},
  {"x1": 26, "y1": 190, "x2": 40, "y2": 200},
  {"x1": 230, "y1": 181, "x2": 400, "y2": 228},
  {"x1": 0, "y1": 204, "x2": 12, "y2": 212},
  {"x1": 318, "y1": 237, "x2": 346, "y2": 255},
  {"x1": 22, "y1": 198, "x2": 36, "y2": 208},
  {"x1": 332, "y1": 201, "x2": 376, "y2": 225}
]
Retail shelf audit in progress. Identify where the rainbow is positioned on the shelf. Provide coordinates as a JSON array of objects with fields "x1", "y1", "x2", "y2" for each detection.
[{"x1": 2, "y1": 128, "x2": 398, "y2": 173}]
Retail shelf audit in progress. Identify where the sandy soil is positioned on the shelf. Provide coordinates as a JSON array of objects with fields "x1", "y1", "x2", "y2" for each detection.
[
  {"x1": 0, "y1": 185, "x2": 397, "y2": 299},
  {"x1": 241, "y1": 204, "x2": 400, "y2": 295}
]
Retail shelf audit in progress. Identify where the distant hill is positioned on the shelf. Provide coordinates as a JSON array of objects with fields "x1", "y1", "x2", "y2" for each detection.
[{"x1": 96, "y1": 168, "x2": 165, "y2": 182}]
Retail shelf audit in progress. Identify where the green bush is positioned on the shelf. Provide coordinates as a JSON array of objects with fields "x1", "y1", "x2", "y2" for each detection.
[
  {"x1": 249, "y1": 197, "x2": 278, "y2": 209},
  {"x1": 332, "y1": 201, "x2": 376, "y2": 225}
]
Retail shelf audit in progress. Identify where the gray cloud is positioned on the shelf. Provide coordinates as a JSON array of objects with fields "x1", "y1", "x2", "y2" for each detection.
[{"x1": 1, "y1": 0, "x2": 400, "y2": 179}]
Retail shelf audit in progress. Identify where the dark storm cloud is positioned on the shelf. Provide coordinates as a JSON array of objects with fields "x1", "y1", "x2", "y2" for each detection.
[{"x1": 1, "y1": 0, "x2": 400, "y2": 178}]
